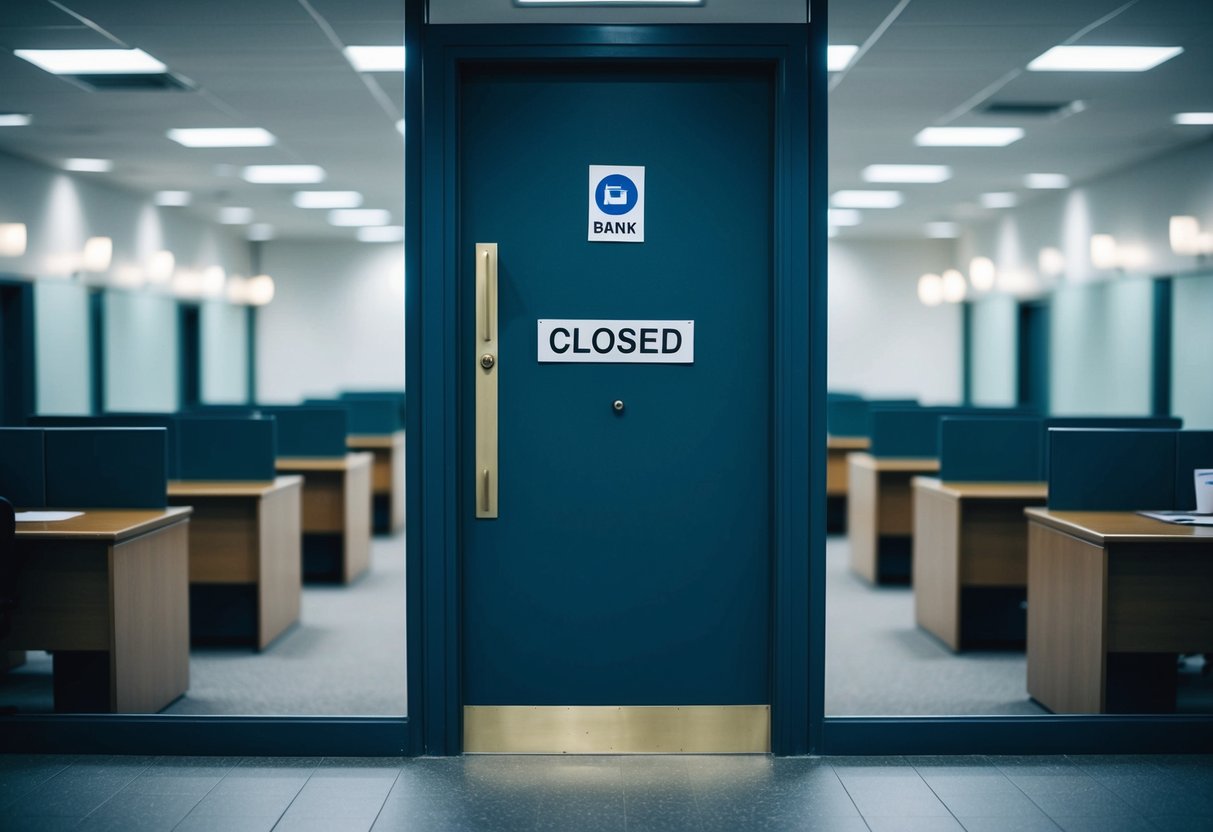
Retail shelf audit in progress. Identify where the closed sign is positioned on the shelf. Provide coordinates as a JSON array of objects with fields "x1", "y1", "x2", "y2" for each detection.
[{"x1": 537, "y1": 320, "x2": 694, "y2": 364}]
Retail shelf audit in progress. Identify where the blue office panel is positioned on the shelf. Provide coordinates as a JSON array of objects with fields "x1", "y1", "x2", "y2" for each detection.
[
  {"x1": 304, "y1": 398, "x2": 400, "y2": 434},
  {"x1": 1041, "y1": 416, "x2": 1183, "y2": 474},
  {"x1": 869, "y1": 407, "x2": 947, "y2": 457},
  {"x1": 177, "y1": 417, "x2": 277, "y2": 481},
  {"x1": 940, "y1": 417, "x2": 1043, "y2": 482},
  {"x1": 30, "y1": 414, "x2": 180, "y2": 479},
  {"x1": 1175, "y1": 431, "x2": 1213, "y2": 511},
  {"x1": 258, "y1": 406, "x2": 348, "y2": 457},
  {"x1": 1047, "y1": 428, "x2": 1176, "y2": 511},
  {"x1": 0, "y1": 427, "x2": 46, "y2": 508},
  {"x1": 341, "y1": 390, "x2": 408, "y2": 425},
  {"x1": 43, "y1": 427, "x2": 168, "y2": 508},
  {"x1": 826, "y1": 399, "x2": 867, "y2": 437}
]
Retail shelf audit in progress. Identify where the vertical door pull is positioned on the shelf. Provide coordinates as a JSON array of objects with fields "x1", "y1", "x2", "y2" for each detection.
[{"x1": 476, "y1": 243, "x2": 499, "y2": 518}]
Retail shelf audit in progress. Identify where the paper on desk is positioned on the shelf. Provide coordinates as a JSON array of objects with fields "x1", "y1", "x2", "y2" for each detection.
[
  {"x1": 15, "y1": 510, "x2": 84, "y2": 522},
  {"x1": 1139, "y1": 510, "x2": 1213, "y2": 526}
]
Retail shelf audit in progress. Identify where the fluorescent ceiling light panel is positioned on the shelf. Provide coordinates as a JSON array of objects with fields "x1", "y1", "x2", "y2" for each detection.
[
  {"x1": 516, "y1": 0, "x2": 703, "y2": 5},
  {"x1": 1174, "y1": 112, "x2": 1213, "y2": 125},
  {"x1": 1025, "y1": 173, "x2": 1070, "y2": 189},
  {"x1": 64, "y1": 158, "x2": 112, "y2": 172},
  {"x1": 167, "y1": 127, "x2": 275, "y2": 148},
  {"x1": 218, "y1": 206, "x2": 253, "y2": 224},
  {"x1": 358, "y1": 226, "x2": 405, "y2": 243},
  {"x1": 14, "y1": 48, "x2": 166, "y2": 75},
  {"x1": 241, "y1": 165, "x2": 325, "y2": 184},
  {"x1": 827, "y1": 44, "x2": 859, "y2": 72},
  {"x1": 329, "y1": 209, "x2": 391, "y2": 227},
  {"x1": 831, "y1": 190, "x2": 903, "y2": 209},
  {"x1": 343, "y1": 46, "x2": 405, "y2": 72},
  {"x1": 980, "y1": 192, "x2": 1018, "y2": 209},
  {"x1": 827, "y1": 208, "x2": 861, "y2": 227},
  {"x1": 0, "y1": 114, "x2": 32, "y2": 127},
  {"x1": 1028, "y1": 45, "x2": 1183, "y2": 72},
  {"x1": 154, "y1": 190, "x2": 191, "y2": 207},
  {"x1": 926, "y1": 222, "x2": 960, "y2": 238},
  {"x1": 862, "y1": 164, "x2": 951, "y2": 183},
  {"x1": 293, "y1": 191, "x2": 363, "y2": 209},
  {"x1": 915, "y1": 126, "x2": 1024, "y2": 147}
]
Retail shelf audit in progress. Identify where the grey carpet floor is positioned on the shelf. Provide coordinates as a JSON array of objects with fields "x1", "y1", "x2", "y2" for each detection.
[
  {"x1": 825, "y1": 534, "x2": 1048, "y2": 717},
  {"x1": 1, "y1": 531, "x2": 407, "y2": 716}
]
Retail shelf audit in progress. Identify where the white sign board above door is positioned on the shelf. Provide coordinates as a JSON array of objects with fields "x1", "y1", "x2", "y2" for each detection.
[
  {"x1": 588, "y1": 165, "x2": 645, "y2": 243},
  {"x1": 537, "y1": 320, "x2": 693, "y2": 364}
]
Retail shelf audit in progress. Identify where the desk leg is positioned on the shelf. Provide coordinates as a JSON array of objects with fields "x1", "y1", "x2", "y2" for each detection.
[
  {"x1": 258, "y1": 485, "x2": 302, "y2": 649},
  {"x1": 1027, "y1": 522, "x2": 1106, "y2": 713},
  {"x1": 109, "y1": 522, "x2": 190, "y2": 713},
  {"x1": 848, "y1": 460, "x2": 878, "y2": 583},
  {"x1": 914, "y1": 488, "x2": 961, "y2": 650},
  {"x1": 343, "y1": 462, "x2": 372, "y2": 584}
]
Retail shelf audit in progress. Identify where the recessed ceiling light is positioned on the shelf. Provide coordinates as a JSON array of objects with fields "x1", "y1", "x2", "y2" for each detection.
[
  {"x1": 915, "y1": 127, "x2": 1024, "y2": 147},
  {"x1": 1025, "y1": 173, "x2": 1070, "y2": 189},
  {"x1": 293, "y1": 191, "x2": 363, "y2": 209},
  {"x1": 831, "y1": 190, "x2": 903, "y2": 209},
  {"x1": 357, "y1": 226, "x2": 405, "y2": 243},
  {"x1": 167, "y1": 127, "x2": 276, "y2": 148},
  {"x1": 343, "y1": 46, "x2": 405, "y2": 72},
  {"x1": 516, "y1": 0, "x2": 703, "y2": 4},
  {"x1": 218, "y1": 206, "x2": 254, "y2": 225},
  {"x1": 862, "y1": 164, "x2": 952, "y2": 184},
  {"x1": 827, "y1": 44, "x2": 859, "y2": 72},
  {"x1": 1028, "y1": 45, "x2": 1183, "y2": 72},
  {"x1": 154, "y1": 190, "x2": 191, "y2": 207},
  {"x1": 980, "y1": 192, "x2": 1018, "y2": 209},
  {"x1": 1174, "y1": 112, "x2": 1213, "y2": 125},
  {"x1": 827, "y1": 208, "x2": 861, "y2": 227},
  {"x1": 241, "y1": 165, "x2": 325, "y2": 184},
  {"x1": 14, "y1": 48, "x2": 167, "y2": 75},
  {"x1": 247, "y1": 223, "x2": 275, "y2": 242},
  {"x1": 925, "y1": 222, "x2": 960, "y2": 239},
  {"x1": 329, "y1": 209, "x2": 391, "y2": 227},
  {"x1": 0, "y1": 114, "x2": 32, "y2": 127},
  {"x1": 64, "y1": 158, "x2": 112, "y2": 172}
]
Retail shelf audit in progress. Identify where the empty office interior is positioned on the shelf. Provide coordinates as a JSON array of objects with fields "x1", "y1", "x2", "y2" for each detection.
[{"x1": 0, "y1": 0, "x2": 1212, "y2": 746}]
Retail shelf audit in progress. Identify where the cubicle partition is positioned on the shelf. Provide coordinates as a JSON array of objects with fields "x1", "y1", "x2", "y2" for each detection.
[
  {"x1": 310, "y1": 397, "x2": 406, "y2": 534},
  {"x1": 261, "y1": 406, "x2": 371, "y2": 583},
  {"x1": 0, "y1": 426, "x2": 189, "y2": 713},
  {"x1": 824, "y1": 397, "x2": 916, "y2": 532}
]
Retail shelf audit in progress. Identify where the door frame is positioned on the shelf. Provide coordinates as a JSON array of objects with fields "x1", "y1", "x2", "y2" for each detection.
[{"x1": 410, "y1": 23, "x2": 820, "y2": 756}]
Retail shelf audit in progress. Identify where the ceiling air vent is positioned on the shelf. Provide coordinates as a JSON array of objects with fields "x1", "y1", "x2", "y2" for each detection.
[
  {"x1": 64, "y1": 73, "x2": 195, "y2": 92},
  {"x1": 981, "y1": 100, "x2": 1085, "y2": 119}
]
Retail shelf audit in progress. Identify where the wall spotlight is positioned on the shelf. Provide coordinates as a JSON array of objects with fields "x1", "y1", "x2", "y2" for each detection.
[
  {"x1": 0, "y1": 222, "x2": 27, "y2": 256},
  {"x1": 917, "y1": 273, "x2": 944, "y2": 306},
  {"x1": 81, "y1": 236, "x2": 113, "y2": 272},
  {"x1": 969, "y1": 257, "x2": 996, "y2": 291}
]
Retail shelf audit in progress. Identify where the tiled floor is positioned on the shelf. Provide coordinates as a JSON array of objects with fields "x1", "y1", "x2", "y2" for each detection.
[{"x1": 1, "y1": 754, "x2": 1212, "y2": 831}]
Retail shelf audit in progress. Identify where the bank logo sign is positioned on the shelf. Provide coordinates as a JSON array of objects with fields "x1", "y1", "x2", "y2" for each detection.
[
  {"x1": 538, "y1": 320, "x2": 693, "y2": 364},
  {"x1": 588, "y1": 165, "x2": 645, "y2": 243}
]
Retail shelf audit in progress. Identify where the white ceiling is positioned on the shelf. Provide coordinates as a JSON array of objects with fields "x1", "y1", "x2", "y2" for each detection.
[{"x1": 0, "y1": 0, "x2": 1209, "y2": 241}]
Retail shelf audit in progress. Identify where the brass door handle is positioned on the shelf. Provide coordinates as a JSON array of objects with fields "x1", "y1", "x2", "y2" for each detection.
[{"x1": 476, "y1": 243, "x2": 498, "y2": 518}]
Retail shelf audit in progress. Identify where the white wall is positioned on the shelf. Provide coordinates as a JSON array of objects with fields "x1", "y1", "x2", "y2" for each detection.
[
  {"x1": 1050, "y1": 278, "x2": 1154, "y2": 416},
  {"x1": 1173, "y1": 270, "x2": 1213, "y2": 429},
  {"x1": 33, "y1": 281, "x2": 91, "y2": 415},
  {"x1": 257, "y1": 241, "x2": 404, "y2": 403},
  {"x1": 0, "y1": 150, "x2": 253, "y2": 411},
  {"x1": 828, "y1": 238, "x2": 962, "y2": 404},
  {"x1": 201, "y1": 300, "x2": 249, "y2": 404},
  {"x1": 104, "y1": 291, "x2": 179, "y2": 412},
  {"x1": 969, "y1": 294, "x2": 1018, "y2": 407},
  {"x1": 961, "y1": 140, "x2": 1213, "y2": 416}
]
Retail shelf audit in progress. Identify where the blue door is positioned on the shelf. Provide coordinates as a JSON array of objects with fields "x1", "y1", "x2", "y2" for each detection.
[{"x1": 460, "y1": 63, "x2": 774, "y2": 740}]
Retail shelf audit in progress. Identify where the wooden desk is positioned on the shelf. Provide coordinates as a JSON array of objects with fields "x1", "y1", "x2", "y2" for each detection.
[
  {"x1": 913, "y1": 478, "x2": 1048, "y2": 650},
  {"x1": 1025, "y1": 508, "x2": 1213, "y2": 714},
  {"x1": 277, "y1": 453, "x2": 372, "y2": 583},
  {"x1": 2, "y1": 508, "x2": 191, "y2": 713},
  {"x1": 848, "y1": 453, "x2": 939, "y2": 584},
  {"x1": 348, "y1": 432, "x2": 405, "y2": 535},
  {"x1": 826, "y1": 436, "x2": 869, "y2": 533},
  {"x1": 167, "y1": 477, "x2": 303, "y2": 649}
]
